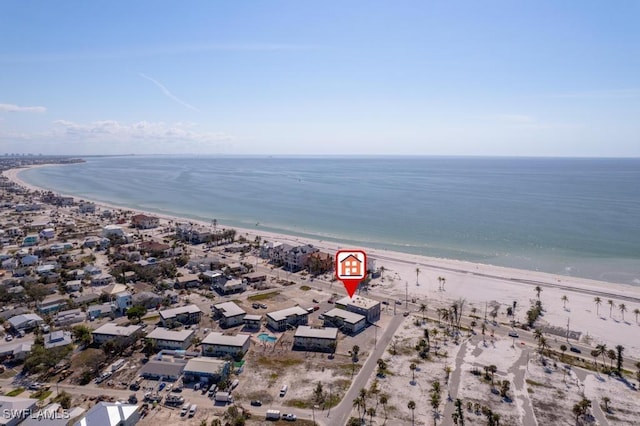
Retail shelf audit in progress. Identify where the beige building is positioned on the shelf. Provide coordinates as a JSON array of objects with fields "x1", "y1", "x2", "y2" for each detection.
[
  {"x1": 201, "y1": 332, "x2": 251, "y2": 358},
  {"x1": 293, "y1": 326, "x2": 338, "y2": 353},
  {"x1": 146, "y1": 327, "x2": 195, "y2": 350}
]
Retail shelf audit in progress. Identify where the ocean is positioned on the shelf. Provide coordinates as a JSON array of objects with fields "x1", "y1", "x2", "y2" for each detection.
[{"x1": 19, "y1": 156, "x2": 640, "y2": 285}]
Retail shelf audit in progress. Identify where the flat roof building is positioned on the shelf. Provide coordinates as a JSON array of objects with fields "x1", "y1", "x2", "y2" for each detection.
[
  {"x1": 201, "y1": 332, "x2": 251, "y2": 359},
  {"x1": 159, "y1": 304, "x2": 202, "y2": 327},
  {"x1": 293, "y1": 326, "x2": 338, "y2": 353},
  {"x1": 335, "y1": 295, "x2": 381, "y2": 323},
  {"x1": 322, "y1": 308, "x2": 367, "y2": 334},
  {"x1": 212, "y1": 302, "x2": 246, "y2": 328},
  {"x1": 146, "y1": 327, "x2": 195, "y2": 350},
  {"x1": 266, "y1": 306, "x2": 309, "y2": 331},
  {"x1": 91, "y1": 322, "x2": 143, "y2": 346},
  {"x1": 183, "y1": 357, "x2": 230, "y2": 384}
]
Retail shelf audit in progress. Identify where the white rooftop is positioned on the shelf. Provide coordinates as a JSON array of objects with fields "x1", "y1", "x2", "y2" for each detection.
[
  {"x1": 202, "y1": 332, "x2": 250, "y2": 347},
  {"x1": 266, "y1": 306, "x2": 309, "y2": 322},
  {"x1": 146, "y1": 327, "x2": 194, "y2": 342},
  {"x1": 213, "y1": 301, "x2": 246, "y2": 317},
  {"x1": 335, "y1": 295, "x2": 380, "y2": 310},
  {"x1": 294, "y1": 326, "x2": 338, "y2": 340},
  {"x1": 183, "y1": 357, "x2": 228, "y2": 375},
  {"x1": 159, "y1": 304, "x2": 202, "y2": 320},
  {"x1": 92, "y1": 322, "x2": 142, "y2": 337},
  {"x1": 74, "y1": 401, "x2": 139, "y2": 426},
  {"x1": 324, "y1": 308, "x2": 366, "y2": 324}
]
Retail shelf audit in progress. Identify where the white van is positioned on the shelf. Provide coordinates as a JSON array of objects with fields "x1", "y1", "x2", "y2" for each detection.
[
  {"x1": 279, "y1": 384, "x2": 288, "y2": 397},
  {"x1": 188, "y1": 404, "x2": 197, "y2": 417},
  {"x1": 231, "y1": 379, "x2": 239, "y2": 390},
  {"x1": 180, "y1": 403, "x2": 189, "y2": 416}
]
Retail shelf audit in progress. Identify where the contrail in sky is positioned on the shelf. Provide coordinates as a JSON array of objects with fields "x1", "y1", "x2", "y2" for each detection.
[{"x1": 139, "y1": 72, "x2": 200, "y2": 112}]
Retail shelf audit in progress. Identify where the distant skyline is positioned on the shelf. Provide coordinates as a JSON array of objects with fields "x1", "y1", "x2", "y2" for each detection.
[{"x1": 1, "y1": 1, "x2": 639, "y2": 156}]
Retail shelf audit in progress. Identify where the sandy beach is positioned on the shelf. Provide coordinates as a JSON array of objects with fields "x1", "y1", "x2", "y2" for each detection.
[{"x1": 4, "y1": 164, "x2": 640, "y2": 359}]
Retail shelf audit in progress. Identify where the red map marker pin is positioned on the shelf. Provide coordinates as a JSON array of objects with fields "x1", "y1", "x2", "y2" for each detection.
[{"x1": 335, "y1": 249, "x2": 367, "y2": 298}]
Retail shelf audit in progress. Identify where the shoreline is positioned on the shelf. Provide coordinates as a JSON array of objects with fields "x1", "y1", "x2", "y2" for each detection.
[{"x1": 4, "y1": 163, "x2": 640, "y2": 358}]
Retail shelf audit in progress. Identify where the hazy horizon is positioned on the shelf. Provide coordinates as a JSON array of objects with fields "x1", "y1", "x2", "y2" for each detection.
[{"x1": 2, "y1": 1, "x2": 639, "y2": 157}]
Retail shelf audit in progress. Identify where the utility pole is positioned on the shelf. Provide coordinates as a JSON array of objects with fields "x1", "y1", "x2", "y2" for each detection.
[{"x1": 405, "y1": 281, "x2": 409, "y2": 308}]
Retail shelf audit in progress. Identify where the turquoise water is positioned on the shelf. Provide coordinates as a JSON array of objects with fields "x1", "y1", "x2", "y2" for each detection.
[
  {"x1": 258, "y1": 333, "x2": 277, "y2": 343},
  {"x1": 19, "y1": 155, "x2": 640, "y2": 285}
]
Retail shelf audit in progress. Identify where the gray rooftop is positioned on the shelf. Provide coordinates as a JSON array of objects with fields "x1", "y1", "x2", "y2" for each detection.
[
  {"x1": 324, "y1": 308, "x2": 366, "y2": 324},
  {"x1": 266, "y1": 306, "x2": 309, "y2": 322},
  {"x1": 92, "y1": 322, "x2": 142, "y2": 337},
  {"x1": 146, "y1": 327, "x2": 194, "y2": 342},
  {"x1": 294, "y1": 326, "x2": 338, "y2": 340},
  {"x1": 183, "y1": 357, "x2": 228, "y2": 375},
  {"x1": 159, "y1": 304, "x2": 202, "y2": 320},
  {"x1": 213, "y1": 301, "x2": 246, "y2": 318},
  {"x1": 202, "y1": 332, "x2": 250, "y2": 347},
  {"x1": 335, "y1": 295, "x2": 380, "y2": 310}
]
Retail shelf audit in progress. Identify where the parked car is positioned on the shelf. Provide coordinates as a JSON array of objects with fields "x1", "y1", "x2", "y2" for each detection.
[
  {"x1": 250, "y1": 400, "x2": 262, "y2": 406},
  {"x1": 283, "y1": 413, "x2": 297, "y2": 421},
  {"x1": 252, "y1": 303, "x2": 260, "y2": 309},
  {"x1": 570, "y1": 347, "x2": 582, "y2": 354},
  {"x1": 312, "y1": 299, "x2": 319, "y2": 303},
  {"x1": 508, "y1": 331, "x2": 519, "y2": 338},
  {"x1": 158, "y1": 382, "x2": 166, "y2": 391},
  {"x1": 4, "y1": 335, "x2": 13, "y2": 342}
]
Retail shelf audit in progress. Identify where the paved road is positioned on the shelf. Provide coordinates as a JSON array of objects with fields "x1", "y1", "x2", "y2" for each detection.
[{"x1": 326, "y1": 313, "x2": 406, "y2": 426}]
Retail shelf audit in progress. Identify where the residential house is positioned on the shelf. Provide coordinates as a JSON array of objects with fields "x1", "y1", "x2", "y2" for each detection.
[
  {"x1": 78, "y1": 202, "x2": 95, "y2": 213},
  {"x1": 8, "y1": 313, "x2": 44, "y2": 331},
  {"x1": 335, "y1": 295, "x2": 381, "y2": 323},
  {"x1": 138, "y1": 241, "x2": 170, "y2": 257},
  {"x1": 20, "y1": 254, "x2": 38, "y2": 266},
  {"x1": 102, "y1": 225, "x2": 124, "y2": 239},
  {"x1": 266, "y1": 306, "x2": 309, "y2": 331},
  {"x1": 37, "y1": 295, "x2": 68, "y2": 314},
  {"x1": 113, "y1": 291, "x2": 133, "y2": 314},
  {"x1": 65, "y1": 279, "x2": 83, "y2": 293},
  {"x1": 174, "y1": 274, "x2": 201, "y2": 289},
  {"x1": 259, "y1": 241, "x2": 282, "y2": 259},
  {"x1": 146, "y1": 327, "x2": 194, "y2": 350},
  {"x1": 0, "y1": 340, "x2": 33, "y2": 361},
  {"x1": 39, "y1": 228, "x2": 55, "y2": 240},
  {"x1": 201, "y1": 332, "x2": 251, "y2": 358},
  {"x1": 224, "y1": 242, "x2": 251, "y2": 253},
  {"x1": 91, "y1": 322, "x2": 143, "y2": 346},
  {"x1": 306, "y1": 251, "x2": 333, "y2": 275},
  {"x1": 243, "y1": 314, "x2": 262, "y2": 330},
  {"x1": 87, "y1": 303, "x2": 115, "y2": 320},
  {"x1": 73, "y1": 402, "x2": 140, "y2": 426},
  {"x1": 175, "y1": 223, "x2": 211, "y2": 244},
  {"x1": 132, "y1": 291, "x2": 162, "y2": 309},
  {"x1": 159, "y1": 304, "x2": 202, "y2": 327},
  {"x1": 139, "y1": 359, "x2": 185, "y2": 381},
  {"x1": 54, "y1": 308, "x2": 85, "y2": 326},
  {"x1": 0, "y1": 396, "x2": 38, "y2": 426},
  {"x1": 213, "y1": 278, "x2": 246, "y2": 295},
  {"x1": 131, "y1": 214, "x2": 159, "y2": 229},
  {"x1": 293, "y1": 326, "x2": 338, "y2": 353},
  {"x1": 91, "y1": 273, "x2": 114, "y2": 286},
  {"x1": 182, "y1": 358, "x2": 230, "y2": 384},
  {"x1": 212, "y1": 302, "x2": 246, "y2": 328},
  {"x1": 284, "y1": 244, "x2": 318, "y2": 272},
  {"x1": 322, "y1": 308, "x2": 367, "y2": 334},
  {"x1": 22, "y1": 234, "x2": 39, "y2": 247},
  {"x1": 243, "y1": 272, "x2": 267, "y2": 285},
  {"x1": 43, "y1": 331, "x2": 73, "y2": 349}
]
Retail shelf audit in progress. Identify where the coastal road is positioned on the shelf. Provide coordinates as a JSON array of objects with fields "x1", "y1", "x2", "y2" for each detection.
[{"x1": 326, "y1": 313, "x2": 406, "y2": 426}]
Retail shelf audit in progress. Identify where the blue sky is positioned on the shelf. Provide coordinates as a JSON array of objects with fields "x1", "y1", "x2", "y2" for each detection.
[{"x1": 1, "y1": 1, "x2": 639, "y2": 156}]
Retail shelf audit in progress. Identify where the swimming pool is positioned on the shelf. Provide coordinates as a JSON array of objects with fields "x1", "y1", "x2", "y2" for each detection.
[{"x1": 258, "y1": 333, "x2": 277, "y2": 343}]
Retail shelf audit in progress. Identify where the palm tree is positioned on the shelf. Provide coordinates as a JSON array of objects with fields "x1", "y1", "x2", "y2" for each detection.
[
  {"x1": 596, "y1": 343, "x2": 608, "y2": 367},
  {"x1": 594, "y1": 297, "x2": 602, "y2": 316},
  {"x1": 366, "y1": 407, "x2": 376, "y2": 424},
  {"x1": 408, "y1": 400, "x2": 416, "y2": 425},
  {"x1": 415, "y1": 267, "x2": 421, "y2": 286},
  {"x1": 602, "y1": 396, "x2": 611, "y2": 413},
  {"x1": 419, "y1": 303, "x2": 427, "y2": 321},
  {"x1": 561, "y1": 295, "x2": 568, "y2": 309},
  {"x1": 634, "y1": 308, "x2": 640, "y2": 324},
  {"x1": 379, "y1": 394, "x2": 388, "y2": 420},
  {"x1": 352, "y1": 397, "x2": 363, "y2": 420},
  {"x1": 619, "y1": 303, "x2": 627, "y2": 321},
  {"x1": 358, "y1": 388, "x2": 368, "y2": 417},
  {"x1": 533, "y1": 328, "x2": 543, "y2": 342},
  {"x1": 410, "y1": 362, "x2": 417, "y2": 383},
  {"x1": 534, "y1": 286, "x2": 542, "y2": 300},
  {"x1": 608, "y1": 299, "x2": 615, "y2": 317},
  {"x1": 615, "y1": 345, "x2": 624, "y2": 373},
  {"x1": 607, "y1": 349, "x2": 617, "y2": 369}
]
